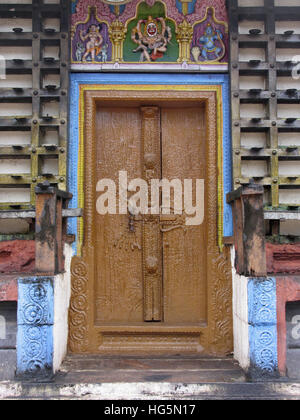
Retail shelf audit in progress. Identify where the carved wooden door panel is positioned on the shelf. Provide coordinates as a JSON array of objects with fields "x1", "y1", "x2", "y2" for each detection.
[
  {"x1": 94, "y1": 104, "x2": 206, "y2": 329},
  {"x1": 69, "y1": 89, "x2": 233, "y2": 355},
  {"x1": 161, "y1": 106, "x2": 207, "y2": 324},
  {"x1": 95, "y1": 106, "x2": 145, "y2": 325}
]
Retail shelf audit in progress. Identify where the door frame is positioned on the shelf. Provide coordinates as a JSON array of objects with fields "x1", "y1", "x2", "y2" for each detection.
[
  {"x1": 68, "y1": 74, "x2": 233, "y2": 251},
  {"x1": 68, "y1": 81, "x2": 233, "y2": 355}
]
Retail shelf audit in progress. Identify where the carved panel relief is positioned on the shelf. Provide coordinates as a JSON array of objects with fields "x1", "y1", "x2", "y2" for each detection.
[{"x1": 71, "y1": 0, "x2": 228, "y2": 70}]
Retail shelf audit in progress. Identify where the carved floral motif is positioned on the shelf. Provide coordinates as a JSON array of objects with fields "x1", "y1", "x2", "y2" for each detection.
[
  {"x1": 248, "y1": 278, "x2": 278, "y2": 376},
  {"x1": 68, "y1": 258, "x2": 89, "y2": 352},
  {"x1": 17, "y1": 277, "x2": 54, "y2": 376}
]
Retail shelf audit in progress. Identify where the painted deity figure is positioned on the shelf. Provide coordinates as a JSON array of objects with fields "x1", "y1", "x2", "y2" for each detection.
[
  {"x1": 131, "y1": 16, "x2": 172, "y2": 62},
  {"x1": 199, "y1": 23, "x2": 224, "y2": 61},
  {"x1": 75, "y1": 42, "x2": 85, "y2": 61},
  {"x1": 80, "y1": 24, "x2": 103, "y2": 62},
  {"x1": 100, "y1": 43, "x2": 108, "y2": 62}
]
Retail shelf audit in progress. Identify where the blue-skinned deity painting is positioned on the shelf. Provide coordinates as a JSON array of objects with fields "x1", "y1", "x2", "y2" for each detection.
[{"x1": 191, "y1": 7, "x2": 228, "y2": 63}]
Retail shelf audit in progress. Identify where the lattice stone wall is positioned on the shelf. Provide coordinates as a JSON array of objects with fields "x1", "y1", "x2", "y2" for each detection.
[
  {"x1": 0, "y1": 0, "x2": 69, "y2": 211},
  {"x1": 229, "y1": 0, "x2": 300, "y2": 212}
]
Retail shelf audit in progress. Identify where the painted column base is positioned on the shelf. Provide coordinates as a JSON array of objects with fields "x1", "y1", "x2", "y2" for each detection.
[
  {"x1": 247, "y1": 277, "x2": 279, "y2": 380},
  {"x1": 16, "y1": 276, "x2": 54, "y2": 379},
  {"x1": 16, "y1": 274, "x2": 71, "y2": 379},
  {"x1": 232, "y1": 248, "x2": 279, "y2": 380},
  {"x1": 16, "y1": 244, "x2": 72, "y2": 379}
]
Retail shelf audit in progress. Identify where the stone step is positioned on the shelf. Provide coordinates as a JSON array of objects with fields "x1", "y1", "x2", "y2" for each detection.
[
  {"x1": 57, "y1": 355, "x2": 245, "y2": 384},
  {"x1": 1, "y1": 381, "x2": 300, "y2": 400},
  {"x1": 2, "y1": 355, "x2": 300, "y2": 400}
]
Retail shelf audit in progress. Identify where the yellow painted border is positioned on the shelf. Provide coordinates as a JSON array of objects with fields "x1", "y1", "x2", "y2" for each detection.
[{"x1": 78, "y1": 84, "x2": 223, "y2": 254}]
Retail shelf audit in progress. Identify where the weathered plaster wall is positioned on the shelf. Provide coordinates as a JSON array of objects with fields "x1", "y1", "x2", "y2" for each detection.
[
  {"x1": 53, "y1": 243, "x2": 73, "y2": 373},
  {"x1": 231, "y1": 248, "x2": 250, "y2": 371}
]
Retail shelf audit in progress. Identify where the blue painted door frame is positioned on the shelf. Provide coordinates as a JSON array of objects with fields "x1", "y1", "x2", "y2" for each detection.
[{"x1": 68, "y1": 73, "x2": 232, "y2": 252}]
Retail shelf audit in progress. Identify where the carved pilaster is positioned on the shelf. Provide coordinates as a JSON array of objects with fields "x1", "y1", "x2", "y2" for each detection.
[
  {"x1": 176, "y1": 20, "x2": 193, "y2": 63},
  {"x1": 141, "y1": 107, "x2": 162, "y2": 321},
  {"x1": 108, "y1": 20, "x2": 126, "y2": 63}
]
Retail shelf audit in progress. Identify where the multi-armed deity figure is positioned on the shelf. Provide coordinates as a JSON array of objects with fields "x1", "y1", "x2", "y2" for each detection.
[{"x1": 131, "y1": 16, "x2": 172, "y2": 62}]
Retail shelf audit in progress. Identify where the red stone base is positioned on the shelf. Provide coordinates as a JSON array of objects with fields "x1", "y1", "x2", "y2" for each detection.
[
  {"x1": 267, "y1": 243, "x2": 300, "y2": 274},
  {"x1": 0, "y1": 240, "x2": 35, "y2": 301},
  {"x1": 0, "y1": 240, "x2": 35, "y2": 273}
]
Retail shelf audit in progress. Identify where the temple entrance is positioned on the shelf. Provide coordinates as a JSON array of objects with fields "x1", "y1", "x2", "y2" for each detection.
[{"x1": 69, "y1": 87, "x2": 233, "y2": 355}]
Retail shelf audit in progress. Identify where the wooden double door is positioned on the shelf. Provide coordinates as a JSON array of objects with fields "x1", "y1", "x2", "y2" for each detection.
[{"x1": 69, "y1": 88, "x2": 233, "y2": 355}]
